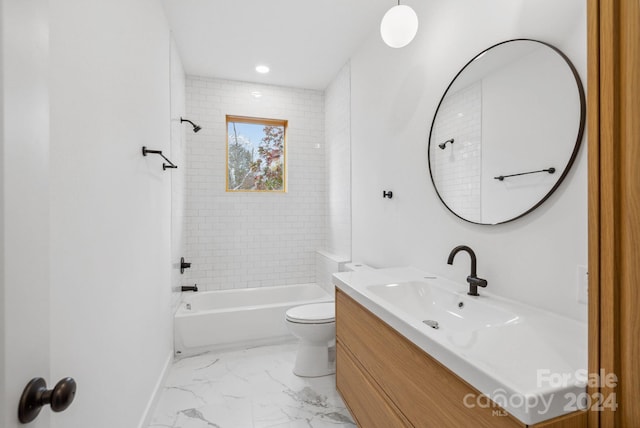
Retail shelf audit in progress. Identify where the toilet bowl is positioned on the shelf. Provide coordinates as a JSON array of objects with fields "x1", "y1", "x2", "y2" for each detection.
[{"x1": 285, "y1": 302, "x2": 336, "y2": 377}]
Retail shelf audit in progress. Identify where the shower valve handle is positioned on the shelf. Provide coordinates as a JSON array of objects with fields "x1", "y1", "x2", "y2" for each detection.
[{"x1": 180, "y1": 257, "x2": 191, "y2": 274}]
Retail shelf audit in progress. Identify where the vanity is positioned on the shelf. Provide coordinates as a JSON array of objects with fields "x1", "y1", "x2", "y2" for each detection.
[{"x1": 333, "y1": 267, "x2": 587, "y2": 428}]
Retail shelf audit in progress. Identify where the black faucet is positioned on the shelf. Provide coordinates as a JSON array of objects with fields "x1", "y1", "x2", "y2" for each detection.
[
  {"x1": 181, "y1": 284, "x2": 198, "y2": 292},
  {"x1": 447, "y1": 245, "x2": 488, "y2": 296}
]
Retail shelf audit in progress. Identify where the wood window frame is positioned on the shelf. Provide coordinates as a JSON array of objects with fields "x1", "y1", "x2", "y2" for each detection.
[{"x1": 225, "y1": 115, "x2": 288, "y2": 193}]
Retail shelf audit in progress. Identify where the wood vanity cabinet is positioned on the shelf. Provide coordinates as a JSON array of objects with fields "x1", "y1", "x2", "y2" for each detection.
[{"x1": 335, "y1": 289, "x2": 587, "y2": 428}]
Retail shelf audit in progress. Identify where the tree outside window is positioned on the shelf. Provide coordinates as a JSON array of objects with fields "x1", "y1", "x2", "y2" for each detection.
[{"x1": 226, "y1": 115, "x2": 287, "y2": 192}]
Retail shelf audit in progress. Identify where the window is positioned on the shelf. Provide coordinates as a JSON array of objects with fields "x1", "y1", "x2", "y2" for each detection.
[{"x1": 226, "y1": 115, "x2": 287, "y2": 192}]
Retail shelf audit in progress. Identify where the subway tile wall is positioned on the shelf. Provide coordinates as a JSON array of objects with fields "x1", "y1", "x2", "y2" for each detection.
[
  {"x1": 430, "y1": 81, "x2": 482, "y2": 221},
  {"x1": 184, "y1": 77, "x2": 326, "y2": 290}
]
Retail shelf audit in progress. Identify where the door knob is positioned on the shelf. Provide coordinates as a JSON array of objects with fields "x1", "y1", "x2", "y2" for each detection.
[{"x1": 18, "y1": 377, "x2": 77, "y2": 423}]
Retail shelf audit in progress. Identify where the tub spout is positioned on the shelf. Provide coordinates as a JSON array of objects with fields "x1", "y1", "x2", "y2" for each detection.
[{"x1": 181, "y1": 284, "x2": 198, "y2": 292}]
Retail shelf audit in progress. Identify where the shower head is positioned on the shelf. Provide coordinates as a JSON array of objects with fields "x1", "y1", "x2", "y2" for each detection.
[
  {"x1": 180, "y1": 117, "x2": 201, "y2": 133},
  {"x1": 439, "y1": 138, "x2": 454, "y2": 150}
]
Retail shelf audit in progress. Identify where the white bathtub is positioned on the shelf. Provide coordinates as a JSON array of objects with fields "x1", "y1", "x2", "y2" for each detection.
[{"x1": 174, "y1": 283, "x2": 333, "y2": 357}]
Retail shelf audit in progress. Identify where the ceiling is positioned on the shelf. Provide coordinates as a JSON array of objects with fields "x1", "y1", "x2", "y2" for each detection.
[{"x1": 162, "y1": 0, "x2": 392, "y2": 90}]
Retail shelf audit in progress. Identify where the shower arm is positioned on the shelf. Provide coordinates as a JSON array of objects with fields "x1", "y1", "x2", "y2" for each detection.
[
  {"x1": 180, "y1": 117, "x2": 201, "y2": 132},
  {"x1": 180, "y1": 118, "x2": 197, "y2": 127},
  {"x1": 141, "y1": 146, "x2": 177, "y2": 170}
]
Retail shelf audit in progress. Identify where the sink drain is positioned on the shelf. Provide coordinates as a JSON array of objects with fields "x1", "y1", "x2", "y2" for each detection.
[{"x1": 423, "y1": 319, "x2": 439, "y2": 329}]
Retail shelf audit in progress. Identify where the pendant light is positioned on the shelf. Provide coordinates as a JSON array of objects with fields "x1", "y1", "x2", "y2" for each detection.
[{"x1": 380, "y1": 1, "x2": 419, "y2": 48}]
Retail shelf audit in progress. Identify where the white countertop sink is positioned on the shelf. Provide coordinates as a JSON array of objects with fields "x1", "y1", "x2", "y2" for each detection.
[
  {"x1": 368, "y1": 280, "x2": 521, "y2": 333},
  {"x1": 333, "y1": 267, "x2": 588, "y2": 425}
]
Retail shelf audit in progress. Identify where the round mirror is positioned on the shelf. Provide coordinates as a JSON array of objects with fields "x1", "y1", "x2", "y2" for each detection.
[{"x1": 428, "y1": 39, "x2": 585, "y2": 225}]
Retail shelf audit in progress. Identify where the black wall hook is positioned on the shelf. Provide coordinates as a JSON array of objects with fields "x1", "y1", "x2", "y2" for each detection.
[
  {"x1": 383, "y1": 190, "x2": 393, "y2": 199},
  {"x1": 142, "y1": 146, "x2": 177, "y2": 170}
]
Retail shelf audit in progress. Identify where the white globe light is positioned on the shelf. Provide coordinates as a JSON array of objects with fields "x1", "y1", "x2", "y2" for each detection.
[{"x1": 380, "y1": 5, "x2": 419, "y2": 48}]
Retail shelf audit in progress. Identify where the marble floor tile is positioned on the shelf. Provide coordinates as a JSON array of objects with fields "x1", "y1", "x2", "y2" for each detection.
[{"x1": 147, "y1": 342, "x2": 356, "y2": 428}]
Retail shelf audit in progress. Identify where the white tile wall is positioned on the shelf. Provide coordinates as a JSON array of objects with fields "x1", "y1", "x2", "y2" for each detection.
[
  {"x1": 324, "y1": 63, "x2": 351, "y2": 260},
  {"x1": 430, "y1": 82, "x2": 482, "y2": 221},
  {"x1": 184, "y1": 77, "x2": 326, "y2": 290}
]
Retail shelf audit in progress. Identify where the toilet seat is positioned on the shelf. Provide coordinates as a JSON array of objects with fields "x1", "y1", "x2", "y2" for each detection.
[{"x1": 286, "y1": 302, "x2": 335, "y2": 324}]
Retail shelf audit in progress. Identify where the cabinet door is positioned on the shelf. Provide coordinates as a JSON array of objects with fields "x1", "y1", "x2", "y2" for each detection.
[{"x1": 337, "y1": 342, "x2": 412, "y2": 427}]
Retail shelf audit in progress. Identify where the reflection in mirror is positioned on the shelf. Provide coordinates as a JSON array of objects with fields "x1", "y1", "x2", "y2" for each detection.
[{"x1": 428, "y1": 39, "x2": 585, "y2": 225}]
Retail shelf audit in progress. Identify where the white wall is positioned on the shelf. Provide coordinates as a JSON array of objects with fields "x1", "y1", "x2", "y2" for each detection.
[
  {"x1": 350, "y1": 0, "x2": 588, "y2": 322},
  {"x1": 49, "y1": 0, "x2": 178, "y2": 426},
  {"x1": 324, "y1": 62, "x2": 352, "y2": 260},
  {"x1": 184, "y1": 77, "x2": 326, "y2": 290}
]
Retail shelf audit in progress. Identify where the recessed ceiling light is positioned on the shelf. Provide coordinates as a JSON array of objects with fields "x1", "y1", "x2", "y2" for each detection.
[{"x1": 255, "y1": 65, "x2": 270, "y2": 74}]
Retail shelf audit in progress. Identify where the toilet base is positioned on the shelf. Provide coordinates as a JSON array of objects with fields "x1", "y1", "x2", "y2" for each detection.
[{"x1": 293, "y1": 341, "x2": 336, "y2": 377}]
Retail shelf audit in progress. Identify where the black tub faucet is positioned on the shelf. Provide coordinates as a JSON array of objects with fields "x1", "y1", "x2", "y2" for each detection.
[
  {"x1": 447, "y1": 245, "x2": 488, "y2": 296},
  {"x1": 181, "y1": 284, "x2": 198, "y2": 292}
]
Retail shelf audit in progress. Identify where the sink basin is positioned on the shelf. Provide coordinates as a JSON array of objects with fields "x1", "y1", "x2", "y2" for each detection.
[{"x1": 368, "y1": 281, "x2": 520, "y2": 333}]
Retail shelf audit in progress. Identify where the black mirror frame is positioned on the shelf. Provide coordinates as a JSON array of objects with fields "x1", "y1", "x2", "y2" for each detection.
[{"x1": 427, "y1": 38, "x2": 587, "y2": 225}]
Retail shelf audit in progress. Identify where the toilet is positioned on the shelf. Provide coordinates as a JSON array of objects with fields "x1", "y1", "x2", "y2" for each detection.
[{"x1": 285, "y1": 302, "x2": 336, "y2": 377}]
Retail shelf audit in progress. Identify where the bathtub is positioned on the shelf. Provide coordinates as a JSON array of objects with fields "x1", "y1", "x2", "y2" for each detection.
[{"x1": 174, "y1": 283, "x2": 333, "y2": 357}]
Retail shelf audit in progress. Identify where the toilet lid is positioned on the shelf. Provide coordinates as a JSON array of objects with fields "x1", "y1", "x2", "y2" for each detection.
[{"x1": 286, "y1": 302, "x2": 335, "y2": 324}]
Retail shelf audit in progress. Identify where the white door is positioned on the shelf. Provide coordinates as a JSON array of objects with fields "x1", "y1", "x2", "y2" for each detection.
[{"x1": 1, "y1": 0, "x2": 52, "y2": 426}]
